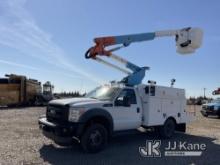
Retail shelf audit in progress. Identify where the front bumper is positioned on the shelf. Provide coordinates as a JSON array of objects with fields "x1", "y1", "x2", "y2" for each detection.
[
  {"x1": 38, "y1": 117, "x2": 84, "y2": 144},
  {"x1": 200, "y1": 109, "x2": 220, "y2": 116}
]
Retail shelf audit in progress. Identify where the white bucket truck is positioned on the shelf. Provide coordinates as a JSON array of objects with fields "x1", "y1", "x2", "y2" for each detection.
[{"x1": 39, "y1": 27, "x2": 203, "y2": 152}]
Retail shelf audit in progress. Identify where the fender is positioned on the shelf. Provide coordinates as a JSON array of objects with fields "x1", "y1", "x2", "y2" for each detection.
[{"x1": 78, "y1": 108, "x2": 114, "y2": 135}]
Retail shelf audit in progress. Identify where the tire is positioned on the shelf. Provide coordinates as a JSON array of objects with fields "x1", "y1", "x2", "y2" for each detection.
[
  {"x1": 80, "y1": 124, "x2": 108, "y2": 153},
  {"x1": 159, "y1": 119, "x2": 176, "y2": 139},
  {"x1": 217, "y1": 111, "x2": 220, "y2": 118},
  {"x1": 202, "y1": 113, "x2": 208, "y2": 117}
]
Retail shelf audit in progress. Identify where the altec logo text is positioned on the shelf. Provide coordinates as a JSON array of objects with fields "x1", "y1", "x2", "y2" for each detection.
[{"x1": 139, "y1": 140, "x2": 206, "y2": 157}]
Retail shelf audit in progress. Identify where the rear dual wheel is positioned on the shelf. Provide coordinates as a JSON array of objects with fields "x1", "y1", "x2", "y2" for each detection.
[{"x1": 158, "y1": 119, "x2": 176, "y2": 139}]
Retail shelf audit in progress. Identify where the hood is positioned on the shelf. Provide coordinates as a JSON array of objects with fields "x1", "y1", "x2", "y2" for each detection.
[
  {"x1": 49, "y1": 97, "x2": 110, "y2": 107},
  {"x1": 203, "y1": 103, "x2": 219, "y2": 107}
]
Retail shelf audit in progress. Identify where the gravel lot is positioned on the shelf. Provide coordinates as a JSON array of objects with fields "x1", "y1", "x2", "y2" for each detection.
[{"x1": 0, "y1": 106, "x2": 219, "y2": 165}]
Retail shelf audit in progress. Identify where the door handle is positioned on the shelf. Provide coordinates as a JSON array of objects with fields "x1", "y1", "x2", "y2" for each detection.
[{"x1": 137, "y1": 107, "x2": 140, "y2": 113}]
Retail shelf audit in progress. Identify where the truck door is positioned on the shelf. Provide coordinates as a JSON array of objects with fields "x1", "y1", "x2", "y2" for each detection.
[{"x1": 112, "y1": 88, "x2": 142, "y2": 131}]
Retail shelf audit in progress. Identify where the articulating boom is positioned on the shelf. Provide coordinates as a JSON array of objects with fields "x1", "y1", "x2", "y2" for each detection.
[{"x1": 85, "y1": 27, "x2": 203, "y2": 86}]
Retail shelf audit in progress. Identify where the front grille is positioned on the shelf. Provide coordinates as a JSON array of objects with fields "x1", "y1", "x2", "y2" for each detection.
[{"x1": 46, "y1": 104, "x2": 69, "y2": 123}]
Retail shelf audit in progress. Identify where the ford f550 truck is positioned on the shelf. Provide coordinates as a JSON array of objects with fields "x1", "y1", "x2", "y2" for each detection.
[
  {"x1": 39, "y1": 83, "x2": 192, "y2": 153},
  {"x1": 39, "y1": 27, "x2": 202, "y2": 152}
]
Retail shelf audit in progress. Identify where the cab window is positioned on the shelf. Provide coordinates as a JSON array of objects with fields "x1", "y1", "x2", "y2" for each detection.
[{"x1": 116, "y1": 89, "x2": 137, "y2": 104}]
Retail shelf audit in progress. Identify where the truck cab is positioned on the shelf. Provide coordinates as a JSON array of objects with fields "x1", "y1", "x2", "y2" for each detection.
[
  {"x1": 201, "y1": 98, "x2": 220, "y2": 117},
  {"x1": 39, "y1": 82, "x2": 190, "y2": 153}
]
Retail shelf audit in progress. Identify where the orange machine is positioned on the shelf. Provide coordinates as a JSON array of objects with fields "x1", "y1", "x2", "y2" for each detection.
[{"x1": 213, "y1": 88, "x2": 220, "y2": 95}]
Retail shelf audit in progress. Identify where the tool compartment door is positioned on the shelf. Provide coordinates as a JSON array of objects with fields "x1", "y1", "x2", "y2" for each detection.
[
  {"x1": 140, "y1": 85, "x2": 164, "y2": 126},
  {"x1": 161, "y1": 99, "x2": 181, "y2": 123}
]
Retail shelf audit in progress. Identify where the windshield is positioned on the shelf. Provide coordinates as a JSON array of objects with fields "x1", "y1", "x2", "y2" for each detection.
[
  {"x1": 86, "y1": 86, "x2": 120, "y2": 101},
  {"x1": 211, "y1": 99, "x2": 220, "y2": 104}
]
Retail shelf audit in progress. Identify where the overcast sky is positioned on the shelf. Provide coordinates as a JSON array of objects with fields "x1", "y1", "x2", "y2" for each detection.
[{"x1": 0, "y1": 0, "x2": 219, "y2": 97}]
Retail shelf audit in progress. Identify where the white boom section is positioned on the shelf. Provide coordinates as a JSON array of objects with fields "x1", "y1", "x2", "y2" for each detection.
[
  {"x1": 155, "y1": 29, "x2": 179, "y2": 37},
  {"x1": 94, "y1": 57, "x2": 131, "y2": 74}
]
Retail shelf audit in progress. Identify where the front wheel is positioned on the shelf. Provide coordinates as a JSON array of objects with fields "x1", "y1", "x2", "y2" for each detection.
[
  {"x1": 202, "y1": 113, "x2": 208, "y2": 117},
  {"x1": 80, "y1": 124, "x2": 108, "y2": 153},
  {"x1": 159, "y1": 119, "x2": 176, "y2": 139}
]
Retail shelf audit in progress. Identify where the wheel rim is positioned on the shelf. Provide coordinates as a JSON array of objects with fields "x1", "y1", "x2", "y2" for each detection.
[{"x1": 89, "y1": 130, "x2": 103, "y2": 146}]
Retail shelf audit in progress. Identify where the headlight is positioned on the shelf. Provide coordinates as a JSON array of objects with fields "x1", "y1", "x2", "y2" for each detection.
[{"x1": 68, "y1": 107, "x2": 85, "y2": 122}]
